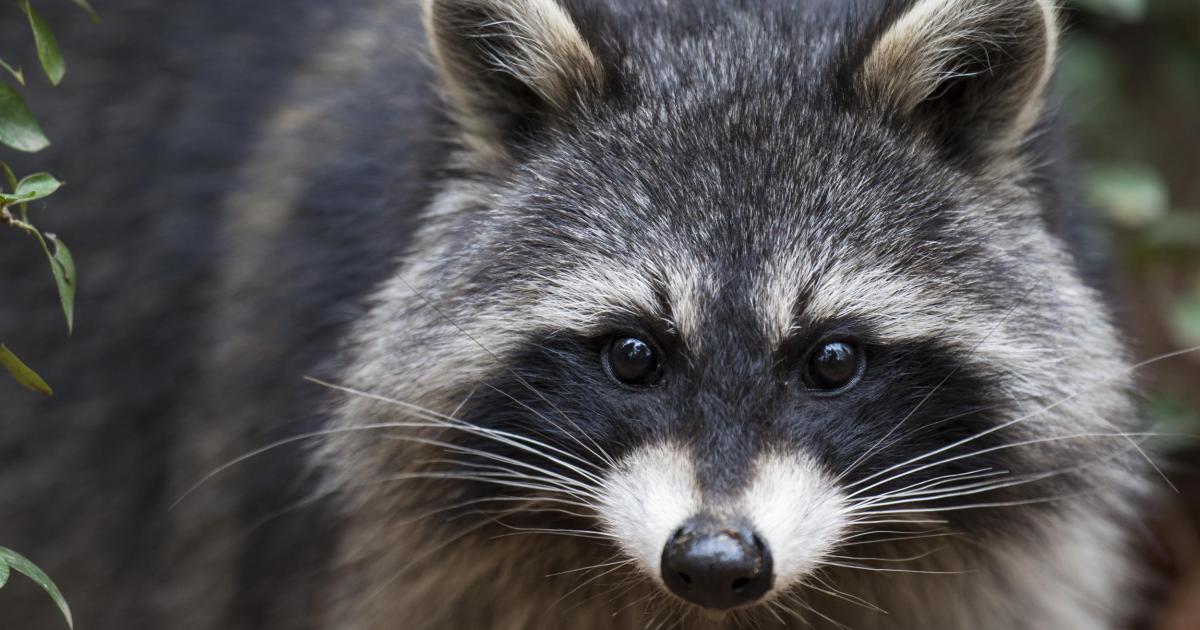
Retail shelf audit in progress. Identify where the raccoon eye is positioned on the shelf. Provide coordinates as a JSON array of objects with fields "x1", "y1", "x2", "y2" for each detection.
[
  {"x1": 605, "y1": 336, "x2": 662, "y2": 387},
  {"x1": 803, "y1": 339, "x2": 863, "y2": 392}
]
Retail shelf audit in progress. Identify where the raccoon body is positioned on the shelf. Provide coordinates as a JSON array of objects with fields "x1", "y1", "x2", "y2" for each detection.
[{"x1": 1, "y1": 0, "x2": 1145, "y2": 629}]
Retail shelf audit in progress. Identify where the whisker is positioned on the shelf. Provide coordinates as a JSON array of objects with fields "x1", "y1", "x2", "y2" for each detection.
[
  {"x1": 806, "y1": 571, "x2": 888, "y2": 614},
  {"x1": 824, "y1": 547, "x2": 944, "y2": 564},
  {"x1": 393, "y1": 274, "x2": 620, "y2": 470},
  {"x1": 172, "y1": 400, "x2": 608, "y2": 510},
  {"x1": 852, "y1": 493, "x2": 1084, "y2": 516},
  {"x1": 841, "y1": 531, "x2": 957, "y2": 547},
  {"x1": 375, "y1": 434, "x2": 604, "y2": 500},
  {"x1": 842, "y1": 344, "x2": 1200, "y2": 495},
  {"x1": 312, "y1": 379, "x2": 607, "y2": 486},
  {"x1": 836, "y1": 285, "x2": 1037, "y2": 482},
  {"x1": 854, "y1": 468, "x2": 1007, "y2": 507},
  {"x1": 841, "y1": 527, "x2": 942, "y2": 541},
  {"x1": 819, "y1": 560, "x2": 967, "y2": 575},
  {"x1": 846, "y1": 431, "x2": 1165, "y2": 502},
  {"x1": 845, "y1": 517, "x2": 950, "y2": 527},
  {"x1": 774, "y1": 595, "x2": 814, "y2": 628},
  {"x1": 786, "y1": 590, "x2": 854, "y2": 630},
  {"x1": 548, "y1": 561, "x2": 633, "y2": 611},
  {"x1": 379, "y1": 471, "x2": 594, "y2": 505},
  {"x1": 491, "y1": 522, "x2": 619, "y2": 541},
  {"x1": 547, "y1": 555, "x2": 631, "y2": 577},
  {"x1": 610, "y1": 588, "x2": 656, "y2": 619}
]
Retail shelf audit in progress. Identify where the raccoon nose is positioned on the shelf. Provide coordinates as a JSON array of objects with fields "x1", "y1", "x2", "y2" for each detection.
[{"x1": 660, "y1": 519, "x2": 773, "y2": 610}]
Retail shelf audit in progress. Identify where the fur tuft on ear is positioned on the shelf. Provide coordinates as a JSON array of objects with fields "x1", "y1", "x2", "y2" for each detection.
[
  {"x1": 858, "y1": 0, "x2": 1058, "y2": 159},
  {"x1": 424, "y1": 0, "x2": 605, "y2": 158}
]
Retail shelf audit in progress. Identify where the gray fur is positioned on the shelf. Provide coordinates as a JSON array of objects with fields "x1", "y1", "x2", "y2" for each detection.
[{"x1": 0, "y1": 0, "x2": 1149, "y2": 629}]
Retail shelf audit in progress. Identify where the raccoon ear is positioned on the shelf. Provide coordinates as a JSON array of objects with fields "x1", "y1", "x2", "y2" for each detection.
[
  {"x1": 857, "y1": 0, "x2": 1058, "y2": 159},
  {"x1": 424, "y1": 0, "x2": 605, "y2": 157}
]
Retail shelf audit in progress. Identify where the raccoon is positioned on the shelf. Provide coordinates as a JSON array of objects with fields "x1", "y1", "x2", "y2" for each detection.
[{"x1": 0, "y1": 0, "x2": 1147, "y2": 629}]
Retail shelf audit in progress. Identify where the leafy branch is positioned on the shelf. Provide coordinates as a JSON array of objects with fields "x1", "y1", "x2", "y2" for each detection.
[
  {"x1": 0, "y1": 0, "x2": 93, "y2": 396},
  {"x1": 0, "y1": 1, "x2": 97, "y2": 627}
]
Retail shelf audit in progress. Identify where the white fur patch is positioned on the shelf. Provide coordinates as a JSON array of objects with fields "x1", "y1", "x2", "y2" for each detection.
[
  {"x1": 599, "y1": 444, "x2": 848, "y2": 596},
  {"x1": 598, "y1": 443, "x2": 702, "y2": 581},
  {"x1": 739, "y1": 451, "x2": 849, "y2": 591}
]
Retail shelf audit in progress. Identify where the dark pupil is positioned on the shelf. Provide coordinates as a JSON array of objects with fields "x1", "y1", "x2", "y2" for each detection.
[
  {"x1": 809, "y1": 341, "x2": 858, "y2": 389},
  {"x1": 610, "y1": 337, "x2": 657, "y2": 384}
]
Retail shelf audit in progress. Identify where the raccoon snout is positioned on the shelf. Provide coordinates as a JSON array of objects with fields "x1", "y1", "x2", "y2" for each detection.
[{"x1": 660, "y1": 518, "x2": 774, "y2": 610}]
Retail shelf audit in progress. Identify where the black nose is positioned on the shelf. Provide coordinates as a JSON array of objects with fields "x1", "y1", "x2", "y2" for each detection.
[{"x1": 660, "y1": 519, "x2": 773, "y2": 610}]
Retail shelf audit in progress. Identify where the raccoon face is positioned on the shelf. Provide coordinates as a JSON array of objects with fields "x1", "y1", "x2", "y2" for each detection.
[{"x1": 328, "y1": 0, "x2": 1134, "y2": 616}]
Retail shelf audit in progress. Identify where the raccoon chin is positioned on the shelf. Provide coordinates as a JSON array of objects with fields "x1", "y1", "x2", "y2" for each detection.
[{"x1": 598, "y1": 443, "x2": 849, "y2": 612}]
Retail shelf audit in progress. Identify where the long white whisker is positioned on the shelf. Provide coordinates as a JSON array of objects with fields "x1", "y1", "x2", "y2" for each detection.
[
  {"x1": 853, "y1": 493, "x2": 1083, "y2": 516},
  {"x1": 819, "y1": 561, "x2": 967, "y2": 575},
  {"x1": 312, "y1": 378, "x2": 608, "y2": 486},
  {"x1": 548, "y1": 561, "x2": 632, "y2": 610},
  {"x1": 825, "y1": 547, "x2": 944, "y2": 563},
  {"x1": 843, "y1": 345, "x2": 1200, "y2": 494},
  {"x1": 546, "y1": 556, "x2": 631, "y2": 577},
  {"x1": 381, "y1": 433, "x2": 600, "y2": 492},
  {"x1": 836, "y1": 286, "x2": 1036, "y2": 482},
  {"x1": 393, "y1": 274, "x2": 620, "y2": 470},
  {"x1": 379, "y1": 434, "x2": 604, "y2": 500},
  {"x1": 807, "y1": 571, "x2": 888, "y2": 614},
  {"x1": 846, "y1": 431, "x2": 1164, "y2": 501},
  {"x1": 856, "y1": 468, "x2": 1006, "y2": 506},
  {"x1": 787, "y1": 591, "x2": 854, "y2": 630},
  {"x1": 381, "y1": 471, "x2": 598, "y2": 503}
]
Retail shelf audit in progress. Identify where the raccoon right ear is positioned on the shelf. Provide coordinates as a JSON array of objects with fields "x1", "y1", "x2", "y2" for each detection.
[
  {"x1": 856, "y1": 0, "x2": 1058, "y2": 161},
  {"x1": 424, "y1": 0, "x2": 605, "y2": 159}
]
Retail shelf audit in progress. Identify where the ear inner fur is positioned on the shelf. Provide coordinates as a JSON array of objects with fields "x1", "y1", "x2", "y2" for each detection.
[
  {"x1": 858, "y1": 0, "x2": 1059, "y2": 156},
  {"x1": 424, "y1": 0, "x2": 605, "y2": 157}
]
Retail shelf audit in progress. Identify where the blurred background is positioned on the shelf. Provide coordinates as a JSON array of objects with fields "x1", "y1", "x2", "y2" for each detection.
[{"x1": 1059, "y1": 0, "x2": 1200, "y2": 627}]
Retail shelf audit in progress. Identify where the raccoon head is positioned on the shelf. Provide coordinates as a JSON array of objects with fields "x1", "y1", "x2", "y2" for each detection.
[{"x1": 326, "y1": 0, "x2": 1137, "y2": 617}]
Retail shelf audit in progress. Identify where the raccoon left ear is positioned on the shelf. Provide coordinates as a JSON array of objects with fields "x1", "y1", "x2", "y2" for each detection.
[
  {"x1": 857, "y1": 0, "x2": 1058, "y2": 160},
  {"x1": 424, "y1": 0, "x2": 605, "y2": 159}
]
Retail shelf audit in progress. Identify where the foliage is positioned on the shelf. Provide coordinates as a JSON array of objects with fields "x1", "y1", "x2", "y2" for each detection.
[
  {"x1": 1062, "y1": 0, "x2": 1200, "y2": 432},
  {"x1": 0, "y1": 0, "x2": 91, "y2": 395},
  {"x1": 0, "y1": 2, "x2": 91, "y2": 626}
]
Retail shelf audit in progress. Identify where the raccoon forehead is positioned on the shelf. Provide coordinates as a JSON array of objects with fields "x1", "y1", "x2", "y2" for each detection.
[{"x1": 516, "y1": 237, "x2": 1015, "y2": 358}]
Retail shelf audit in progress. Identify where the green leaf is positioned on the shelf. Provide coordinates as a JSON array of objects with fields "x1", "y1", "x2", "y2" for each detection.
[
  {"x1": 20, "y1": 0, "x2": 66, "y2": 86},
  {"x1": 15, "y1": 172, "x2": 63, "y2": 201},
  {"x1": 0, "y1": 547, "x2": 72, "y2": 628},
  {"x1": 0, "y1": 162, "x2": 18, "y2": 191},
  {"x1": 0, "y1": 82, "x2": 50, "y2": 152},
  {"x1": 0, "y1": 344, "x2": 53, "y2": 395},
  {"x1": 69, "y1": 0, "x2": 99, "y2": 22},
  {"x1": 0, "y1": 172, "x2": 64, "y2": 205},
  {"x1": 0, "y1": 58, "x2": 25, "y2": 85},
  {"x1": 0, "y1": 560, "x2": 9, "y2": 588},
  {"x1": 43, "y1": 233, "x2": 76, "y2": 334}
]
